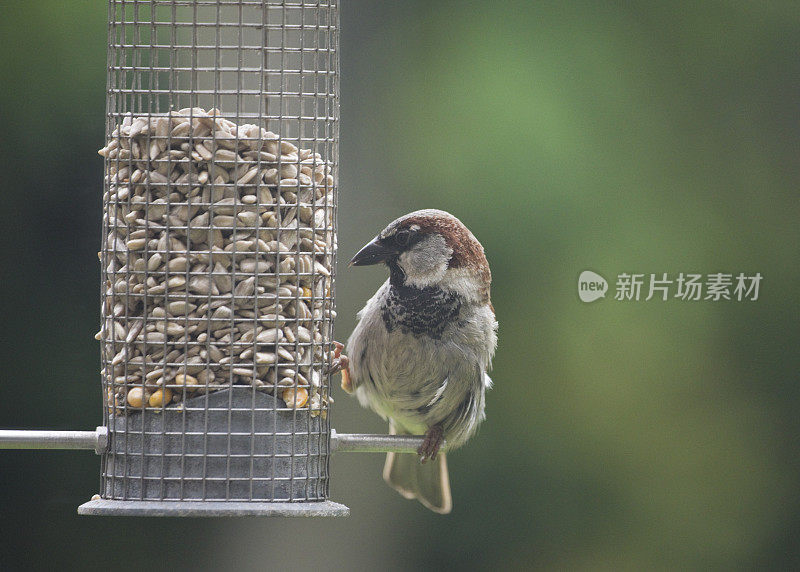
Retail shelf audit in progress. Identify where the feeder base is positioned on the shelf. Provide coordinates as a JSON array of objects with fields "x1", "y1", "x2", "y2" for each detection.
[{"x1": 77, "y1": 498, "x2": 349, "y2": 517}]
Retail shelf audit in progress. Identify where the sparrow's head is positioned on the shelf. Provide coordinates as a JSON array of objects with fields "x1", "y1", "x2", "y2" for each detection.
[{"x1": 350, "y1": 209, "x2": 491, "y2": 302}]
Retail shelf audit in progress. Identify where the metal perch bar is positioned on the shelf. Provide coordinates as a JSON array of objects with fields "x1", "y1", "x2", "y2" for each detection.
[
  {"x1": 0, "y1": 427, "x2": 108, "y2": 454},
  {"x1": 0, "y1": 428, "x2": 436, "y2": 456},
  {"x1": 330, "y1": 430, "x2": 443, "y2": 454}
]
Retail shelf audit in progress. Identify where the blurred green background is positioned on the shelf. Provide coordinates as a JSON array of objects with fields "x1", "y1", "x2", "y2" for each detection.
[{"x1": 1, "y1": 1, "x2": 798, "y2": 570}]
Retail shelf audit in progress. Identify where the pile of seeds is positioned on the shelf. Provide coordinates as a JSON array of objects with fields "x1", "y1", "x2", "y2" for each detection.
[{"x1": 98, "y1": 107, "x2": 335, "y2": 417}]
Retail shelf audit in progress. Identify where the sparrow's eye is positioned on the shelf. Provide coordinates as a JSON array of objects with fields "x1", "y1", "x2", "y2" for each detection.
[{"x1": 395, "y1": 229, "x2": 411, "y2": 247}]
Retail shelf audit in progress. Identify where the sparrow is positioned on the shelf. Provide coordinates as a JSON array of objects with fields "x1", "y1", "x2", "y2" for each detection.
[{"x1": 332, "y1": 209, "x2": 497, "y2": 513}]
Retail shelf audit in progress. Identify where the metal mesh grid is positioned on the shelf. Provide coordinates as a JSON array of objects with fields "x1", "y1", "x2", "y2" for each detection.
[{"x1": 98, "y1": 0, "x2": 338, "y2": 503}]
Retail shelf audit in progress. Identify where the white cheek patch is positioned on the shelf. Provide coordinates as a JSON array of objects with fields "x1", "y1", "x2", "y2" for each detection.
[{"x1": 397, "y1": 234, "x2": 453, "y2": 289}]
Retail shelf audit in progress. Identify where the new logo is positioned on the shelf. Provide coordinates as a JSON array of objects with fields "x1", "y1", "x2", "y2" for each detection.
[{"x1": 578, "y1": 270, "x2": 608, "y2": 303}]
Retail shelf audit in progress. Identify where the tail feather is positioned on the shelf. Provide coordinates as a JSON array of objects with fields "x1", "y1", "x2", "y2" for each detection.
[{"x1": 382, "y1": 423, "x2": 452, "y2": 514}]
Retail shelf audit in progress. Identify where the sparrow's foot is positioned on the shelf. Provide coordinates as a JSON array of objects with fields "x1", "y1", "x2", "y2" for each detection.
[
  {"x1": 417, "y1": 424, "x2": 444, "y2": 464},
  {"x1": 327, "y1": 341, "x2": 352, "y2": 393}
]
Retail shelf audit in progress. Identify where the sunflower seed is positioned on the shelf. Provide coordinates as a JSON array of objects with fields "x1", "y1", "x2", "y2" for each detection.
[{"x1": 101, "y1": 108, "x2": 335, "y2": 414}]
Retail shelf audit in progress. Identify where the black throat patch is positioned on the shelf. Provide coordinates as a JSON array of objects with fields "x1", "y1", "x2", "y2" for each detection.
[{"x1": 381, "y1": 283, "x2": 462, "y2": 339}]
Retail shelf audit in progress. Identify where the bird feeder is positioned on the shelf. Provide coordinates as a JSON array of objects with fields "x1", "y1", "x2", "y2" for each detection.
[
  {"x1": 87, "y1": 0, "x2": 344, "y2": 516},
  {"x1": 0, "y1": 0, "x2": 436, "y2": 518}
]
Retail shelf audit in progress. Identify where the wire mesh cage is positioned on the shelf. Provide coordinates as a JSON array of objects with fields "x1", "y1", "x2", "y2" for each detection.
[{"x1": 79, "y1": 0, "x2": 345, "y2": 516}]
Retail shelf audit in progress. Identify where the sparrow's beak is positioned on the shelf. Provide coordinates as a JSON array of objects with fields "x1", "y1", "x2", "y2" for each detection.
[{"x1": 349, "y1": 236, "x2": 397, "y2": 267}]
